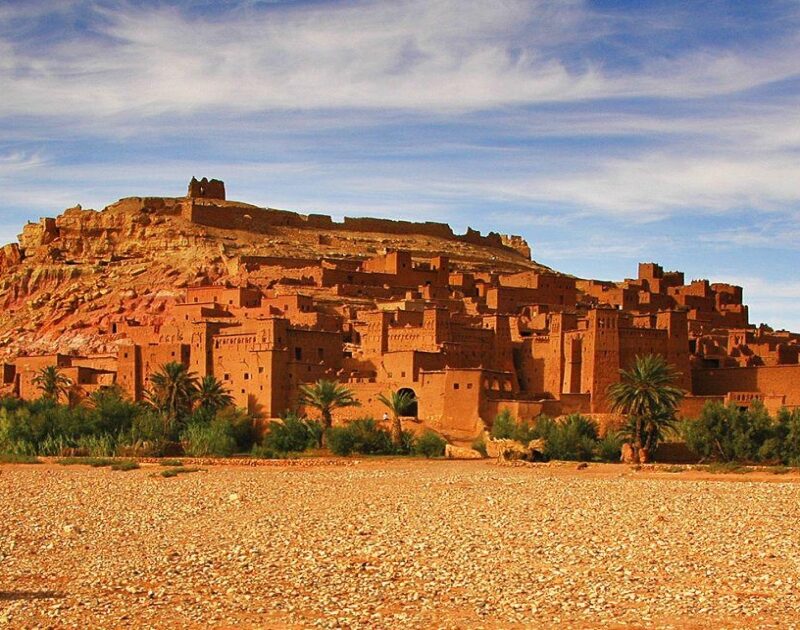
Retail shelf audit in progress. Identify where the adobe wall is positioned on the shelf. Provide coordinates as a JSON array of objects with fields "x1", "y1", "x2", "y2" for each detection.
[
  {"x1": 181, "y1": 199, "x2": 529, "y2": 258},
  {"x1": 692, "y1": 365, "x2": 800, "y2": 408}
]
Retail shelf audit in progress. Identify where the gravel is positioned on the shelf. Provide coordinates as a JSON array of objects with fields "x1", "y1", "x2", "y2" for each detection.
[{"x1": 1, "y1": 461, "x2": 798, "y2": 629}]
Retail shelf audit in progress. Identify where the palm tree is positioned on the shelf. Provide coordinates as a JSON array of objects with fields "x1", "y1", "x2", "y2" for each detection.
[
  {"x1": 32, "y1": 365, "x2": 72, "y2": 403},
  {"x1": 298, "y1": 379, "x2": 360, "y2": 446},
  {"x1": 146, "y1": 362, "x2": 199, "y2": 430},
  {"x1": 195, "y1": 375, "x2": 234, "y2": 413},
  {"x1": 378, "y1": 389, "x2": 418, "y2": 446},
  {"x1": 607, "y1": 354, "x2": 685, "y2": 463}
]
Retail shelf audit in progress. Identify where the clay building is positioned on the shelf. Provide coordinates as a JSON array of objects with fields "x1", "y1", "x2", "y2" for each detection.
[{"x1": 5, "y1": 179, "x2": 799, "y2": 440}]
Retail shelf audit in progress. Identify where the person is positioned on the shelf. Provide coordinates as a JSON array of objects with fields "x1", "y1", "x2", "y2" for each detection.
[{"x1": 382, "y1": 411, "x2": 389, "y2": 423}]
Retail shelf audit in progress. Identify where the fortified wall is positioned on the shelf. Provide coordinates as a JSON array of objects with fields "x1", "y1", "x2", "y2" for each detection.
[{"x1": 181, "y1": 178, "x2": 531, "y2": 260}]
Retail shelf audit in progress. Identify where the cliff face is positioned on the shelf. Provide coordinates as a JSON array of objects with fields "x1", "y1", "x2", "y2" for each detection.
[{"x1": 0, "y1": 190, "x2": 539, "y2": 360}]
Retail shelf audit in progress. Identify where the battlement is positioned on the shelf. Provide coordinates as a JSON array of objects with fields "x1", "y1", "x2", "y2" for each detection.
[
  {"x1": 188, "y1": 177, "x2": 225, "y2": 200},
  {"x1": 180, "y1": 179, "x2": 530, "y2": 259}
]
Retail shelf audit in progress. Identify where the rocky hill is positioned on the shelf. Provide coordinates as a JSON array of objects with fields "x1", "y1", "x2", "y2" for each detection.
[{"x1": 0, "y1": 180, "x2": 539, "y2": 360}]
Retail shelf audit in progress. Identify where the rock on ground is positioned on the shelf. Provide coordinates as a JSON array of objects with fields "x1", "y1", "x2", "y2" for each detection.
[{"x1": 1, "y1": 461, "x2": 799, "y2": 629}]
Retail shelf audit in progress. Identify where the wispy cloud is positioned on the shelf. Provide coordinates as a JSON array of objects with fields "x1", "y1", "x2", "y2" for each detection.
[{"x1": 1, "y1": 0, "x2": 799, "y2": 118}]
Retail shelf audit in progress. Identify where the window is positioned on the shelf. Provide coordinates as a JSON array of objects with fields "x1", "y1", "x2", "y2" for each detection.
[
  {"x1": 244, "y1": 373, "x2": 250, "y2": 380},
  {"x1": 259, "y1": 366, "x2": 264, "y2": 374},
  {"x1": 224, "y1": 373, "x2": 230, "y2": 380},
  {"x1": 453, "y1": 383, "x2": 460, "y2": 390},
  {"x1": 401, "y1": 371, "x2": 406, "y2": 378},
  {"x1": 467, "y1": 383, "x2": 473, "y2": 389},
  {"x1": 295, "y1": 347, "x2": 302, "y2": 360},
  {"x1": 317, "y1": 348, "x2": 324, "y2": 359}
]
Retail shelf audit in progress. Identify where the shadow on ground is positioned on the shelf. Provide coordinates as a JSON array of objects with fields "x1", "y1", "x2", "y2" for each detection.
[{"x1": 0, "y1": 590, "x2": 63, "y2": 601}]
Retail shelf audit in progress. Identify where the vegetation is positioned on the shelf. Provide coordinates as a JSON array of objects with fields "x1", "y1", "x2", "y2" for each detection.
[
  {"x1": 490, "y1": 409, "x2": 536, "y2": 443},
  {"x1": 160, "y1": 466, "x2": 202, "y2": 478},
  {"x1": 0, "y1": 362, "x2": 255, "y2": 459},
  {"x1": 608, "y1": 354, "x2": 685, "y2": 463},
  {"x1": 0, "y1": 453, "x2": 40, "y2": 464},
  {"x1": 110, "y1": 460, "x2": 140, "y2": 471},
  {"x1": 378, "y1": 389, "x2": 418, "y2": 446},
  {"x1": 298, "y1": 380, "x2": 360, "y2": 446},
  {"x1": 145, "y1": 362, "x2": 199, "y2": 431},
  {"x1": 488, "y1": 410, "x2": 626, "y2": 462},
  {"x1": 682, "y1": 402, "x2": 800, "y2": 465},
  {"x1": 260, "y1": 413, "x2": 321, "y2": 454},
  {"x1": 536, "y1": 414, "x2": 599, "y2": 462},
  {"x1": 327, "y1": 418, "x2": 394, "y2": 456},
  {"x1": 471, "y1": 435, "x2": 488, "y2": 458},
  {"x1": 413, "y1": 430, "x2": 447, "y2": 458},
  {"x1": 32, "y1": 366, "x2": 73, "y2": 403}
]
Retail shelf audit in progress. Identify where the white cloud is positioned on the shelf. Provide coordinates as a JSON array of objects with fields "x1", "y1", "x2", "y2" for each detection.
[{"x1": 1, "y1": 1, "x2": 799, "y2": 118}]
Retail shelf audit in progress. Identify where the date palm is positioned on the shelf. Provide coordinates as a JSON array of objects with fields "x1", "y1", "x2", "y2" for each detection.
[
  {"x1": 298, "y1": 379, "x2": 360, "y2": 447},
  {"x1": 32, "y1": 365, "x2": 72, "y2": 403},
  {"x1": 33, "y1": 365, "x2": 72, "y2": 402},
  {"x1": 378, "y1": 389, "x2": 418, "y2": 446},
  {"x1": 607, "y1": 354, "x2": 685, "y2": 463},
  {"x1": 195, "y1": 375, "x2": 234, "y2": 413},
  {"x1": 146, "y1": 362, "x2": 199, "y2": 429}
]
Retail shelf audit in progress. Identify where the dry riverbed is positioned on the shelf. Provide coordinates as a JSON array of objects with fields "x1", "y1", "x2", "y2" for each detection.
[{"x1": 1, "y1": 460, "x2": 798, "y2": 629}]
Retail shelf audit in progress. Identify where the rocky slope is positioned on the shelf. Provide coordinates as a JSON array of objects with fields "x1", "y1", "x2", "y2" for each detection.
[{"x1": 0, "y1": 190, "x2": 541, "y2": 360}]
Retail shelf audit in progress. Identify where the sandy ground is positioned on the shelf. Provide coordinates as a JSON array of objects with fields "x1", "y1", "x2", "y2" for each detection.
[{"x1": 1, "y1": 460, "x2": 799, "y2": 629}]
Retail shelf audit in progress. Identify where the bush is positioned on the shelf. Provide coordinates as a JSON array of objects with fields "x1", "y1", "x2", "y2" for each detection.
[
  {"x1": 595, "y1": 431, "x2": 623, "y2": 462},
  {"x1": 327, "y1": 418, "x2": 394, "y2": 456},
  {"x1": 181, "y1": 421, "x2": 236, "y2": 457},
  {"x1": 471, "y1": 436, "x2": 488, "y2": 457},
  {"x1": 0, "y1": 453, "x2": 41, "y2": 464},
  {"x1": 261, "y1": 414, "x2": 318, "y2": 454},
  {"x1": 214, "y1": 407, "x2": 256, "y2": 452},
  {"x1": 683, "y1": 401, "x2": 778, "y2": 463},
  {"x1": 110, "y1": 460, "x2": 140, "y2": 471},
  {"x1": 538, "y1": 414, "x2": 598, "y2": 462},
  {"x1": 490, "y1": 409, "x2": 516, "y2": 439},
  {"x1": 413, "y1": 430, "x2": 446, "y2": 458},
  {"x1": 161, "y1": 466, "x2": 201, "y2": 478}
]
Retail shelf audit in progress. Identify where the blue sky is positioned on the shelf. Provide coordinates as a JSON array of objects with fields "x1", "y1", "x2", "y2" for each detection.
[{"x1": 1, "y1": 0, "x2": 799, "y2": 330}]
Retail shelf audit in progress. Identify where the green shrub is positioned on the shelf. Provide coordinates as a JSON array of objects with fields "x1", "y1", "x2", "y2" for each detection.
[
  {"x1": 181, "y1": 421, "x2": 236, "y2": 457},
  {"x1": 539, "y1": 414, "x2": 598, "y2": 462},
  {"x1": 471, "y1": 436, "x2": 488, "y2": 457},
  {"x1": 595, "y1": 431, "x2": 623, "y2": 462},
  {"x1": 76, "y1": 433, "x2": 117, "y2": 457},
  {"x1": 490, "y1": 409, "x2": 516, "y2": 439},
  {"x1": 413, "y1": 430, "x2": 446, "y2": 458},
  {"x1": 110, "y1": 460, "x2": 140, "y2": 471},
  {"x1": 160, "y1": 466, "x2": 201, "y2": 478},
  {"x1": 326, "y1": 426, "x2": 355, "y2": 456},
  {"x1": 327, "y1": 418, "x2": 394, "y2": 456},
  {"x1": 214, "y1": 407, "x2": 256, "y2": 451},
  {"x1": 159, "y1": 459, "x2": 184, "y2": 467},
  {"x1": 0, "y1": 453, "x2": 41, "y2": 464},
  {"x1": 261, "y1": 414, "x2": 318, "y2": 454},
  {"x1": 683, "y1": 401, "x2": 779, "y2": 463},
  {"x1": 131, "y1": 410, "x2": 169, "y2": 445}
]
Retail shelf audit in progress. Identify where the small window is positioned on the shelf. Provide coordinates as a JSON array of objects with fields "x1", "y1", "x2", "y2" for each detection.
[
  {"x1": 467, "y1": 383, "x2": 473, "y2": 389},
  {"x1": 124, "y1": 352, "x2": 128, "y2": 358},
  {"x1": 317, "y1": 348, "x2": 324, "y2": 359},
  {"x1": 295, "y1": 347, "x2": 302, "y2": 360},
  {"x1": 244, "y1": 373, "x2": 250, "y2": 380},
  {"x1": 259, "y1": 367, "x2": 264, "y2": 374},
  {"x1": 241, "y1": 389, "x2": 245, "y2": 394},
  {"x1": 401, "y1": 371, "x2": 406, "y2": 378},
  {"x1": 224, "y1": 373, "x2": 230, "y2": 380},
  {"x1": 453, "y1": 383, "x2": 460, "y2": 390}
]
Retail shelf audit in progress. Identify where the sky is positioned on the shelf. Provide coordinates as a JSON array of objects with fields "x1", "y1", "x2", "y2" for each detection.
[{"x1": 1, "y1": 0, "x2": 798, "y2": 330}]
